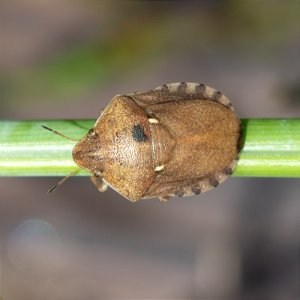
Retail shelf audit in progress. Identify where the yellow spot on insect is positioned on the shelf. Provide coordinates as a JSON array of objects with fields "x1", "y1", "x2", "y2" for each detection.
[
  {"x1": 148, "y1": 118, "x2": 159, "y2": 124},
  {"x1": 155, "y1": 165, "x2": 164, "y2": 172}
]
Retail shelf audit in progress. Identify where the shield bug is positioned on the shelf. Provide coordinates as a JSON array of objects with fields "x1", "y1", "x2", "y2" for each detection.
[{"x1": 71, "y1": 82, "x2": 241, "y2": 202}]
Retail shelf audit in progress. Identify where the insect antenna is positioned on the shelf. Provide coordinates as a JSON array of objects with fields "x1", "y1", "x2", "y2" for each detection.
[
  {"x1": 41, "y1": 125, "x2": 79, "y2": 142},
  {"x1": 48, "y1": 169, "x2": 80, "y2": 194}
]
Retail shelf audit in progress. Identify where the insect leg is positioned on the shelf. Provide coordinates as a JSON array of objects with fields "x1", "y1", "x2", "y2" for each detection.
[
  {"x1": 158, "y1": 195, "x2": 170, "y2": 202},
  {"x1": 91, "y1": 175, "x2": 108, "y2": 192}
]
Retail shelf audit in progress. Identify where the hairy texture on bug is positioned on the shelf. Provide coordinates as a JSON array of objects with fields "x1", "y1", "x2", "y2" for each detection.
[{"x1": 72, "y1": 82, "x2": 241, "y2": 202}]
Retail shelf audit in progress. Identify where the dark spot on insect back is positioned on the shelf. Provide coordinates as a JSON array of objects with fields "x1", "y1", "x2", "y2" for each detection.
[
  {"x1": 192, "y1": 186, "x2": 201, "y2": 195},
  {"x1": 223, "y1": 167, "x2": 233, "y2": 175},
  {"x1": 161, "y1": 84, "x2": 169, "y2": 93},
  {"x1": 132, "y1": 124, "x2": 148, "y2": 142},
  {"x1": 213, "y1": 91, "x2": 222, "y2": 101},
  {"x1": 175, "y1": 190, "x2": 184, "y2": 197},
  {"x1": 209, "y1": 177, "x2": 219, "y2": 187},
  {"x1": 178, "y1": 82, "x2": 187, "y2": 93},
  {"x1": 195, "y1": 84, "x2": 206, "y2": 94}
]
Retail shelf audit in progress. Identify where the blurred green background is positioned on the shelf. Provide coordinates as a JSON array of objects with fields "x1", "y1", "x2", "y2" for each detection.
[{"x1": 0, "y1": 1, "x2": 300, "y2": 299}]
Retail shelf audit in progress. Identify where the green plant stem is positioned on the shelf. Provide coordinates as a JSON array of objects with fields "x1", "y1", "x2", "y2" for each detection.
[{"x1": 0, "y1": 119, "x2": 299, "y2": 177}]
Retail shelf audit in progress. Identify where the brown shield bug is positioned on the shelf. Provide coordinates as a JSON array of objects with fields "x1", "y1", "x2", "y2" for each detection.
[{"x1": 71, "y1": 82, "x2": 241, "y2": 202}]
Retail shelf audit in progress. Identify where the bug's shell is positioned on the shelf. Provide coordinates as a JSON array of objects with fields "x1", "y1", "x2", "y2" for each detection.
[{"x1": 73, "y1": 82, "x2": 241, "y2": 202}]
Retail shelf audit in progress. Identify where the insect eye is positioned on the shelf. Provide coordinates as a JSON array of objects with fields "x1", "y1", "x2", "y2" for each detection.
[
  {"x1": 88, "y1": 128, "x2": 97, "y2": 137},
  {"x1": 94, "y1": 170, "x2": 103, "y2": 177}
]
